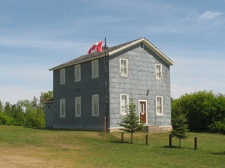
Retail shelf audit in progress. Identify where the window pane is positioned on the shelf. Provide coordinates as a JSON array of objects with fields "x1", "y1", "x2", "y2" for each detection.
[
  {"x1": 75, "y1": 97, "x2": 81, "y2": 117},
  {"x1": 60, "y1": 99, "x2": 65, "y2": 118},
  {"x1": 156, "y1": 64, "x2": 162, "y2": 79},
  {"x1": 120, "y1": 59, "x2": 128, "y2": 76},
  {"x1": 92, "y1": 95, "x2": 99, "y2": 116},
  {"x1": 121, "y1": 94, "x2": 129, "y2": 114},
  {"x1": 156, "y1": 97, "x2": 163, "y2": 114},
  {"x1": 60, "y1": 69, "x2": 65, "y2": 84},
  {"x1": 92, "y1": 60, "x2": 98, "y2": 78},
  {"x1": 75, "y1": 65, "x2": 80, "y2": 81}
]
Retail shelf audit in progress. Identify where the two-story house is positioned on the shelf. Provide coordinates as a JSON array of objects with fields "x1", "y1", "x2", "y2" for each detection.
[{"x1": 45, "y1": 37, "x2": 174, "y2": 132}]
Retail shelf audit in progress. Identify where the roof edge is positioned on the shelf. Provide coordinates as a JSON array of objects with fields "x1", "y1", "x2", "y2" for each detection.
[
  {"x1": 108, "y1": 38, "x2": 174, "y2": 65},
  {"x1": 49, "y1": 53, "x2": 107, "y2": 71}
]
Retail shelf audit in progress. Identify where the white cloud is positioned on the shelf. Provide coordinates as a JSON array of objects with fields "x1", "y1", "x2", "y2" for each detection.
[
  {"x1": 197, "y1": 11, "x2": 223, "y2": 22},
  {"x1": 196, "y1": 11, "x2": 225, "y2": 27}
]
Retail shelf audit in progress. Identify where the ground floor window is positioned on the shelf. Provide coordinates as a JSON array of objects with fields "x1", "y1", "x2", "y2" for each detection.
[
  {"x1": 156, "y1": 96, "x2": 163, "y2": 115},
  {"x1": 60, "y1": 98, "x2": 66, "y2": 118},
  {"x1": 92, "y1": 94, "x2": 99, "y2": 116},
  {"x1": 120, "y1": 94, "x2": 129, "y2": 115},
  {"x1": 75, "y1": 97, "x2": 81, "y2": 117}
]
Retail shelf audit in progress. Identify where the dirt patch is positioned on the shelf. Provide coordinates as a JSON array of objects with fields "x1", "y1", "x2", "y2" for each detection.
[{"x1": 0, "y1": 147, "x2": 60, "y2": 168}]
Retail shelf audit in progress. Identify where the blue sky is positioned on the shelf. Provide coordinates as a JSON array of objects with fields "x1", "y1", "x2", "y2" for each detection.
[{"x1": 1, "y1": 0, "x2": 225, "y2": 104}]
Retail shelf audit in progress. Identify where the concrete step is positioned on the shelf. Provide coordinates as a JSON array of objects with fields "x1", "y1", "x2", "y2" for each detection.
[{"x1": 145, "y1": 126, "x2": 172, "y2": 133}]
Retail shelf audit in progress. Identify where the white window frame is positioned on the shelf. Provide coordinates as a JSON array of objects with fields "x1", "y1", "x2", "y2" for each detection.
[
  {"x1": 92, "y1": 94, "x2": 99, "y2": 116},
  {"x1": 60, "y1": 98, "x2": 66, "y2": 118},
  {"x1": 75, "y1": 97, "x2": 81, "y2": 117},
  {"x1": 60, "y1": 69, "x2": 65, "y2": 84},
  {"x1": 120, "y1": 58, "x2": 128, "y2": 77},
  {"x1": 92, "y1": 60, "x2": 99, "y2": 78},
  {"x1": 156, "y1": 96, "x2": 163, "y2": 116},
  {"x1": 155, "y1": 64, "x2": 162, "y2": 80},
  {"x1": 75, "y1": 64, "x2": 81, "y2": 82},
  {"x1": 120, "y1": 94, "x2": 129, "y2": 115}
]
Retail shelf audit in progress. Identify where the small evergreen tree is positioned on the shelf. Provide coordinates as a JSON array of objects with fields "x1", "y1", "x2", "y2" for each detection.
[
  {"x1": 119, "y1": 98, "x2": 143, "y2": 144},
  {"x1": 171, "y1": 113, "x2": 189, "y2": 148}
]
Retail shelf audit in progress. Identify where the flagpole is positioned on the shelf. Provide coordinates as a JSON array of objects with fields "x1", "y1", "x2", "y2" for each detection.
[{"x1": 104, "y1": 37, "x2": 108, "y2": 135}]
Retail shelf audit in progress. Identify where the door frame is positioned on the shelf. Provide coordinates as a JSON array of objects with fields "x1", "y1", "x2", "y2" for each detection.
[{"x1": 138, "y1": 99, "x2": 148, "y2": 124}]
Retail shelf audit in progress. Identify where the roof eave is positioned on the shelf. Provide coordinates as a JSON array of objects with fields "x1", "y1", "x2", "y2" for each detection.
[
  {"x1": 49, "y1": 53, "x2": 107, "y2": 71},
  {"x1": 108, "y1": 38, "x2": 174, "y2": 66}
]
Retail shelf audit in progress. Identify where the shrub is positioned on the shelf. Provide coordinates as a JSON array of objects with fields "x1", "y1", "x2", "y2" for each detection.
[
  {"x1": 0, "y1": 112, "x2": 15, "y2": 125},
  {"x1": 208, "y1": 120, "x2": 225, "y2": 134}
]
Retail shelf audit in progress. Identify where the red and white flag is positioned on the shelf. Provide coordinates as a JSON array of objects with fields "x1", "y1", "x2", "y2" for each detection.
[{"x1": 88, "y1": 41, "x2": 103, "y2": 54}]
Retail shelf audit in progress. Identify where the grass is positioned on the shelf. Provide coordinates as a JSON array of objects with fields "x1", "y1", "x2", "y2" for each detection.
[{"x1": 0, "y1": 125, "x2": 224, "y2": 168}]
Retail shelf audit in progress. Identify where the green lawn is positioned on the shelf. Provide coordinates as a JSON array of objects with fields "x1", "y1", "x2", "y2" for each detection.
[{"x1": 0, "y1": 125, "x2": 224, "y2": 168}]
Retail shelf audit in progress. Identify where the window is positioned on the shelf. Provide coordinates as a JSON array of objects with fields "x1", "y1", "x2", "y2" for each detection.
[
  {"x1": 60, "y1": 69, "x2": 65, "y2": 84},
  {"x1": 92, "y1": 94, "x2": 99, "y2": 116},
  {"x1": 140, "y1": 42, "x2": 144, "y2": 49},
  {"x1": 156, "y1": 96, "x2": 163, "y2": 115},
  {"x1": 120, "y1": 94, "x2": 129, "y2": 115},
  {"x1": 155, "y1": 64, "x2": 162, "y2": 80},
  {"x1": 60, "y1": 98, "x2": 66, "y2": 118},
  {"x1": 92, "y1": 60, "x2": 99, "y2": 78},
  {"x1": 120, "y1": 59, "x2": 128, "y2": 77},
  {"x1": 75, "y1": 64, "x2": 81, "y2": 82},
  {"x1": 75, "y1": 97, "x2": 81, "y2": 117}
]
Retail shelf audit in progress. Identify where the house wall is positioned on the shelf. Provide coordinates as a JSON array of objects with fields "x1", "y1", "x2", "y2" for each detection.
[
  {"x1": 45, "y1": 102, "x2": 53, "y2": 128},
  {"x1": 52, "y1": 57, "x2": 109, "y2": 131},
  {"x1": 108, "y1": 43, "x2": 171, "y2": 131}
]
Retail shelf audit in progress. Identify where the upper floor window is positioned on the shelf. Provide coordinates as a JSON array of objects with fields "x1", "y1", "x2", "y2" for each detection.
[
  {"x1": 92, "y1": 60, "x2": 99, "y2": 78},
  {"x1": 92, "y1": 94, "x2": 99, "y2": 116},
  {"x1": 120, "y1": 59, "x2": 128, "y2": 77},
  {"x1": 155, "y1": 64, "x2": 162, "y2": 80},
  {"x1": 75, "y1": 97, "x2": 81, "y2": 117},
  {"x1": 75, "y1": 64, "x2": 81, "y2": 82},
  {"x1": 60, "y1": 69, "x2": 65, "y2": 84},
  {"x1": 60, "y1": 98, "x2": 66, "y2": 118},
  {"x1": 156, "y1": 96, "x2": 163, "y2": 116},
  {"x1": 120, "y1": 94, "x2": 129, "y2": 115}
]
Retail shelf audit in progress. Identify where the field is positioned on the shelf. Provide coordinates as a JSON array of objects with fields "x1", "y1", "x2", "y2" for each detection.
[{"x1": 0, "y1": 125, "x2": 224, "y2": 168}]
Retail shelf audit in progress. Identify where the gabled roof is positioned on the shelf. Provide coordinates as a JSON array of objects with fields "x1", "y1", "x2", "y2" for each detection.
[{"x1": 50, "y1": 37, "x2": 174, "y2": 71}]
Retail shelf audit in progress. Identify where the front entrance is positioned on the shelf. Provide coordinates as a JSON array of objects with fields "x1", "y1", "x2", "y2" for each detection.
[{"x1": 139, "y1": 100, "x2": 147, "y2": 124}]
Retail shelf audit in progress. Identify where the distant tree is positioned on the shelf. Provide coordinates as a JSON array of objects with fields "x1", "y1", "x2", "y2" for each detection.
[
  {"x1": 172, "y1": 91, "x2": 225, "y2": 133},
  {"x1": 171, "y1": 113, "x2": 189, "y2": 148},
  {"x1": 0, "y1": 100, "x2": 3, "y2": 113},
  {"x1": 119, "y1": 98, "x2": 143, "y2": 144},
  {"x1": 39, "y1": 91, "x2": 53, "y2": 109}
]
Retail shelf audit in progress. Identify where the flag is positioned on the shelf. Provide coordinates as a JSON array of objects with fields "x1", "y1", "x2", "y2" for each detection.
[{"x1": 88, "y1": 41, "x2": 103, "y2": 54}]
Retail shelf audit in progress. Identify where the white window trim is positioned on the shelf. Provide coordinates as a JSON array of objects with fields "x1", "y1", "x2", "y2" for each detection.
[
  {"x1": 138, "y1": 100, "x2": 148, "y2": 124},
  {"x1": 75, "y1": 64, "x2": 81, "y2": 82},
  {"x1": 156, "y1": 96, "x2": 163, "y2": 116},
  {"x1": 92, "y1": 94, "x2": 99, "y2": 116},
  {"x1": 120, "y1": 94, "x2": 129, "y2": 115},
  {"x1": 60, "y1": 98, "x2": 66, "y2": 118},
  {"x1": 60, "y1": 69, "x2": 65, "y2": 85},
  {"x1": 75, "y1": 97, "x2": 81, "y2": 117},
  {"x1": 155, "y1": 64, "x2": 162, "y2": 80},
  {"x1": 120, "y1": 58, "x2": 128, "y2": 77},
  {"x1": 92, "y1": 60, "x2": 99, "y2": 78}
]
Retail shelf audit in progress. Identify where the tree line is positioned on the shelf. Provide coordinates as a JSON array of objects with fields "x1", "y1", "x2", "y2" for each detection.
[
  {"x1": 172, "y1": 90, "x2": 225, "y2": 134},
  {"x1": 0, "y1": 90, "x2": 224, "y2": 134},
  {"x1": 0, "y1": 91, "x2": 52, "y2": 128}
]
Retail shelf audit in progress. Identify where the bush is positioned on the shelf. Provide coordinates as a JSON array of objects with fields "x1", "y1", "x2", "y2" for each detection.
[
  {"x1": 24, "y1": 109, "x2": 45, "y2": 128},
  {"x1": 0, "y1": 112, "x2": 15, "y2": 125},
  {"x1": 172, "y1": 91, "x2": 225, "y2": 133},
  {"x1": 208, "y1": 120, "x2": 225, "y2": 134}
]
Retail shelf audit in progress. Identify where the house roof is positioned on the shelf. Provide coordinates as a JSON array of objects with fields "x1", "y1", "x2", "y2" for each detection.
[{"x1": 50, "y1": 37, "x2": 174, "y2": 71}]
